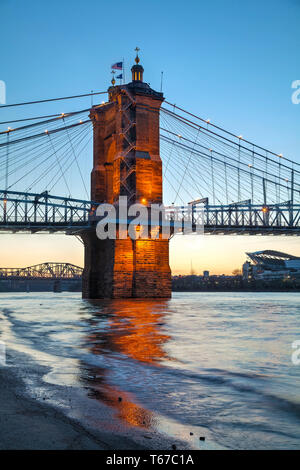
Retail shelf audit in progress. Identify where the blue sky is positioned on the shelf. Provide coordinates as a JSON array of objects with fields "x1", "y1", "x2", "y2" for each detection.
[
  {"x1": 0, "y1": 0, "x2": 300, "y2": 273},
  {"x1": 1, "y1": 0, "x2": 299, "y2": 156}
]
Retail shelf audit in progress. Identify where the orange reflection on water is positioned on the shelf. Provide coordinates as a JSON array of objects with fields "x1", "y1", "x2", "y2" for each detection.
[
  {"x1": 83, "y1": 299, "x2": 172, "y2": 428},
  {"x1": 87, "y1": 378, "x2": 155, "y2": 428},
  {"x1": 87, "y1": 299, "x2": 172, "y2": 365}
]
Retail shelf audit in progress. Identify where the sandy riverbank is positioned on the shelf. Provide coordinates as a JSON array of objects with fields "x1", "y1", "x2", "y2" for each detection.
[{"x1": 0, "y1": 366, "x2": 147, "y2": 450}]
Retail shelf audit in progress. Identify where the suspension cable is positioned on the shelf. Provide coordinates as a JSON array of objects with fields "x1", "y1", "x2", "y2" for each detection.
[
  {"x1": 162, "y1": 105, "x2": 300, "y2": 170},
  {"x1": 0, "y1": 91, "x2": 107, "y2": 109},
  {"x1": 164, "y1": 101, "x2": 298, "y2": 167}
]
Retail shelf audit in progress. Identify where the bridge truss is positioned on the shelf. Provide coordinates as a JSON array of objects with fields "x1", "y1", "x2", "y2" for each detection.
[
  {"x1": 0, "y1": 262, "x2": 83, "y2": 280},
  {"x1": 0, "y1": 189, "x2": 299, "y2": 235}
]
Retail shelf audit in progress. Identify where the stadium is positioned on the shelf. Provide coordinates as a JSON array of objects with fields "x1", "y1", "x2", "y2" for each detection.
[{"x1": 242, "y1": 250, "x2": 300, "y2": 280}]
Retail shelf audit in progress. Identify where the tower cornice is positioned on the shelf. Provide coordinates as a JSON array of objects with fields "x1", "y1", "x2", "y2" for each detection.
[{"x1": 108, "y1": 83, "x2": 164, "y2": 103}]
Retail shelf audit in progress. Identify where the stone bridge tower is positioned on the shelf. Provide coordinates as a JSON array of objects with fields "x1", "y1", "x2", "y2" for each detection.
[{"x1": 81, "y1": 52, "x2": 171, "y2": 298}]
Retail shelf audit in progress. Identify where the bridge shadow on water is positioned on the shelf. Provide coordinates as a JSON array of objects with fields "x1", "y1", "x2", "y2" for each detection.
[{"x1": 79, "y1": 299, "x2": 173, "y2": 429}]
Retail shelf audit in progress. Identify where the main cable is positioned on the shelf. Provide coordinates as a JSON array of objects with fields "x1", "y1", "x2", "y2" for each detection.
[{"x1": 0, "y1": 91, "x2": 107, "y2": 109}]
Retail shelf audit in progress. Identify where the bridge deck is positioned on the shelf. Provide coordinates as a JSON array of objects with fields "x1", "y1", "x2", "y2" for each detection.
[{"x1": 0, "y1": 190, "x2": 300, "y2": 235}]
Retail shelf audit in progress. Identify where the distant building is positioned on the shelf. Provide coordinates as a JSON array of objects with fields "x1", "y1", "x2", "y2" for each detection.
[
  {"x1": 203, "y1": 270, "x2": 209, "y2": 278},
  {"x1": 242, "y1": 250, "x2": 300, "y2": 280}
]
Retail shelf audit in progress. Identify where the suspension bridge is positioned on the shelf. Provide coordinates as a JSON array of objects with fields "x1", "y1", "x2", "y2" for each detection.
[
  {"x1": 1, "y1": 52, "x2": 299, "y2": 297},
  {"x1": 1, "y1": 95, "x2": 299, "y2": 235}
]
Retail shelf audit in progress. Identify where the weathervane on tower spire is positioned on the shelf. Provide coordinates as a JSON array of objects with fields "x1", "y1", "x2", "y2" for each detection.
[
  {"x1": 131, "y1": 47, "x2": 144, "y2": 82},
  {"x1": 135, "y1": 46, "x2": 140, "y2": 64},
  {"x1": 111, "y1": 70, "x2": 116, "y2": 86}
]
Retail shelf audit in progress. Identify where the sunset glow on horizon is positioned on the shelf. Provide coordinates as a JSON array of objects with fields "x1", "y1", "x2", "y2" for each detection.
[{"x1": 1, "y1": 233, "x2": 300, "y2": 275}]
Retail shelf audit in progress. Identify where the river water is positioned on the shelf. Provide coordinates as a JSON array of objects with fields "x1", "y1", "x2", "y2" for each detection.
[{"x1": 0, "y1": 291, "x2": 300, "y2": 449}]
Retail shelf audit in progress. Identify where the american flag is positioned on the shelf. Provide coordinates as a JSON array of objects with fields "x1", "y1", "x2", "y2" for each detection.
[{"x1": 111, "y1": 62, "x2": 123, "y2": 70}]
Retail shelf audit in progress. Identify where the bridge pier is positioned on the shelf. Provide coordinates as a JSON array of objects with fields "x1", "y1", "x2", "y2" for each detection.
[
  {"x1": 82, "y1": 52, "x2": 171, "y2": 299},
  {"x1": 81, "y1": 231, "x2": 171, "y2": 299}
]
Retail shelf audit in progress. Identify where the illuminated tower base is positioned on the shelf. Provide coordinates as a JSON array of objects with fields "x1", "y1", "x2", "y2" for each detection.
[{"x1": 81, "y1": 232, "x2": 171, "y2": 298}]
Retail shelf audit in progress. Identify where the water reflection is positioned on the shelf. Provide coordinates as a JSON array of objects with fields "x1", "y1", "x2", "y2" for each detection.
[
  {"x1": 2, "y1": 291, "x2": 300, "y2": 448},
  {"x1": 81, "y1": 299, "x2": 171, "y2": 428}
]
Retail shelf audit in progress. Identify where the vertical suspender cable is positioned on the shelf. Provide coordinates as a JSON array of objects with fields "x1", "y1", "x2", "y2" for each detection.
[
  {"x1": 290, "y1": 168, "x2": 294, "y2": 226},
  {"x1": 238, "y1": 139, "x2": 241, "y2": 201},
  {"x1": 5, "y1": 132, "x2": 9, "y2": 191},
  {"x1": 224, "y1": 156, "x2": 228, "y2": 204},
  {"x1": 263, "y1": 178, "x2": 267, "y2": 206},
  {"x1": 278, "y1": 161, "x2": 281, "y2": 203},
  {"x1": 210, "y1": 149, "x2": 215, "y2": 204},
  {"x1": 264, "y1": 151, "x2": 268, "y2": 205},
  {"x1": 251, "y1": 147, "x2": 254, "y2": 203}
]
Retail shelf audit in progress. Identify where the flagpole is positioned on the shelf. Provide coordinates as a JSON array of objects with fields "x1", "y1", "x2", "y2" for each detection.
[
  {"x1": 123, "y1": 57, "x2": 125, "y2": 84},
  {"x1": 111, "y1": 62, "x2": 124, "y2": 83}
]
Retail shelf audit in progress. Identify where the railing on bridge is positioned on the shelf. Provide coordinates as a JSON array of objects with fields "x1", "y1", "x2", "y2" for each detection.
[
  {"x1": 175, "y1": 203, "x2": 300, "y2": 235},
  {"x1": 0, "y1": 190, "x2": 300, "y2": 235},
  {"x1": 0, "y1": 190, "x2": 93, "y2": 231}
]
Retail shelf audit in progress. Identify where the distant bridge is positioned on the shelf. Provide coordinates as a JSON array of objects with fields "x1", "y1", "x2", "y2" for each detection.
[{"x1": 0, "y1": 262, "x2": 83, "y2": 280}]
